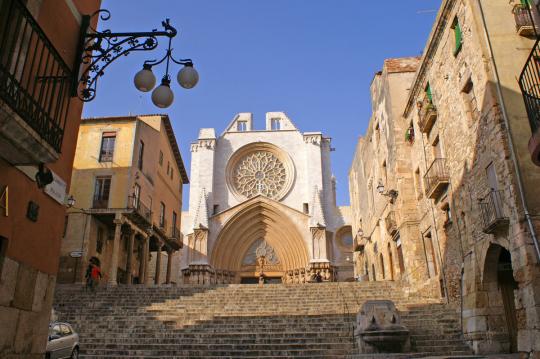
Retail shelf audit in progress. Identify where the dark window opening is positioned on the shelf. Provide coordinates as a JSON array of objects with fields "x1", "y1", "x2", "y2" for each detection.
[
  {"x1": 93, "y1": 176, "x2": 111, "y2": 208},
  {"x1": 137, "y1": 140, "x2": 145, "y2": 171},
  {"x1": 99, "y1": 132, "x2": 116, "y2": 162},
  {"x1": 303, "y1": 203, "x2": 309, "y2": 214}
]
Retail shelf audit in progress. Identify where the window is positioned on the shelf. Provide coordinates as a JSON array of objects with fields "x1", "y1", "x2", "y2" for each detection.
[
  {"x1": 375, "y1": 123, "x2": 380, "y2": 146},
  {"x1": 380, "y1": 254, "x2": 385, "y2": 279},
  {"x1": 461, "y1": 78, "x2": 478, "y2": 122},
  {"x1": 133, "y1": 183, "x2": 140, "y2": 208},
  {"x1": 372, "y1": 263, "x2": 376, "y2": 281},
  {"x1": 396, "y1": 236, "x2": 405, "y2": 274},
  {"x1": 93, "y1": 176, "x2": 111, "y2": 208},
  {"x1": 167, "y1": 162, "x2": 170, "y2": 175},
  {"x1": 237, "y1": 121, "x2": 247, "y2": 131},
  {"x1": 432, "y1": 136, "x2": 443, "y2": 159},
  {"x1": 486, "y1": 162, "x2": 498, "y2": 191},
  {"x1": 414, "y1": 168, "x2": 423, "y2": 199},
  {"x1": 425, "y1": 82, "x2": 433, "y2": 103},
  {"x1": 99, "y1": 132, "x2": 116, "y2": 162},
  {"x1": 170, "y1": 169, "x2": 174, "y2": 180},
  {"x1": 213, "y1": 204, "x2": 219, "y2": 215},
  {"x1": 452, "y1": 17, "x2": 463, "y2": 56},
  {"x1": 96, "y1": 227, "x2": 104, "y2": 253},
  {"x1": 423, "y1": 231, "x2": 438, "y2": 278},
  {"x1": 442, "y1": 202, "x2": 452, "y2": 225},
  {"x1": 172, "y1": 211, "x2": 177, "y2": 228},
  {"x1": 303, "y1": 203, "x2": 309, "y2": 214},
  {"x1": 159, "y1": 151, "x2": 163, "y2": 166},
  {"x1": 387, "y1": 243, "x2": 394, "y2": 281},
  {"x1": 137, "y1": 140, "x2": 144, "y2": 170},
  {"x1": 271, "y1": 118, "x2": 281, "y2": 130},
  {"x1": 159, "y1": 202, "x2": 165, "y2": 227},
  {"x1": 381, "y1": 160, "x2": 387, "y2": 183}
]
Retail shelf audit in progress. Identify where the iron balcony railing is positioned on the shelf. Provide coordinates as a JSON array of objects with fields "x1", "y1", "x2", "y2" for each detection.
[
  {"x1": 0, "y1": 0, "x2": 73, "y2": 152},
  {"x1": 513, "y1": 4, "x2": 538, "y2": 36},
  {"x1": 519, "y1": 37, "x2": 540, "y2": 134},
  {"x1": 479, "y1": 190, "x2": 509, "y2": 234},
  {"x1": 170, "y1": 225, "x2": 181, "y2": 240},
  {"x1": 423, "y1": 158, "x2": 449, "y2": 199},
  {"x1": 417, "y1": 95, "x2": 437, "y2": 134},
  {"x1": 127, "y1": 197, "x2": 152, "y2": 223},
  {"x1": 92, "y1": 198, "x2": 109, "y2": 209}
]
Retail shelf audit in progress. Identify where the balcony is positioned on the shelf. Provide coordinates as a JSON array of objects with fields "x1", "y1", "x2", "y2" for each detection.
[
  {"x1": 513, "y1": 4, "x2": 538, "y2": 37},
  {"x1": 170, "y1": 225, "x2": 181, "y2": 240},
  {"x1": 0, "y1": 0, "x2": 73, "y2": 164},
  {"x1": 518, "y1": 38, "x2": 540, "y2": 166},
  {"x1": 480, "y1": 190, "x2": 509, "y2": 234},
  {"x1": 417, "y1": 95, "x2": 437, "y2": 134},
  {"x1": 126, "y1": 198, "x2": 152, "y2": 228},
  {"x1": 385, "y1": 211, "x2": 397, "y2": 236},
  {"x1": 423, "y1": 158, "x2": 449, "y2": 200},
  {"x1": 92, "y1": 198, "x2": 109, "y2": 209}
]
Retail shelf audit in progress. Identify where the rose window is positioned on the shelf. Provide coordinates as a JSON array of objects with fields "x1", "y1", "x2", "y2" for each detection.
[{"x1": 233, "y1": 151, "x2": 287, "y2": 199}]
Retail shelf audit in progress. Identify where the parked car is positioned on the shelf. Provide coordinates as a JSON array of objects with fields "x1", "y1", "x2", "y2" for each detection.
[{"x1": 45, "y1": 322, "x2": 79, "y2": 359}]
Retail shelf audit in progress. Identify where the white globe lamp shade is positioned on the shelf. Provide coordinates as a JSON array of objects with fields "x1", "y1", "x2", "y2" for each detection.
[
  {"x1": 177, "y1": 65, "x2": 199, "y2": 89},
  {"x1": 151, "y1": 81, "x2": 174, "y2": 108},
  {"x1": 134, "y1": 67, "x2": 156, "y2": 92}
]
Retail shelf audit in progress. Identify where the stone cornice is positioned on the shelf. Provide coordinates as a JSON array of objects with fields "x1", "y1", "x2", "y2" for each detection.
[{"x1": 403, "y1": 0, "x2": 457, "y2": 117}]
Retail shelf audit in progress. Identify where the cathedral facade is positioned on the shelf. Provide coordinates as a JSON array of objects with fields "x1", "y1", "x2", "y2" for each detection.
[{"x1": 180, "y1": 112, "x2": 352, "y2": 284}]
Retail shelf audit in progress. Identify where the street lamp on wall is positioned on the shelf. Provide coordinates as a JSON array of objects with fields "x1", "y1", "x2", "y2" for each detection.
[
  {"x1": 376, "y1": 180, "x2": 399, "y2": 204},
  {"x1": 72, "y1": 10, "x2": 198, "y2": 108}
]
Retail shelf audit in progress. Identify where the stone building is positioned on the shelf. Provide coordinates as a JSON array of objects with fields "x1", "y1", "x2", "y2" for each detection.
[
  {"x1": 59, "y1": 115, "x2": 188, "y2": 286},
  {"x1": 350, "y1": 0, "x2": 540, "y2": 356},
  {"x1": 180, "y1": 112, "x2": 353, "y2": 284},
  {"x1": 0, "y1": 0, "x2": 100, "y2": 357}
]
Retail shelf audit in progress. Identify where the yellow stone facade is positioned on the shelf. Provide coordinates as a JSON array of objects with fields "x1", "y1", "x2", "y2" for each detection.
[
  {"x1": 59, "y1": 115, "x2": 188, "y2": 285},
  {"x1": 349, "y1": 0, "x2": 540, "y2": 356}
]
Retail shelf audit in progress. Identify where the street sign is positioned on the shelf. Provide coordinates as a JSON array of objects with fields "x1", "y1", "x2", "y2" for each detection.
[{"x1": 70, "y1": 251, "x2": 83, "y2": 258}]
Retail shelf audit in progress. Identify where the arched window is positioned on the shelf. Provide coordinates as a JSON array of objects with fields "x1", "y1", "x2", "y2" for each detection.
[
  {"x1": 380, "y1": 253, "x2": 385, "y2": 279},
  {"x1": 387, "y1": 243, "x2": 394, "y2": 281}
]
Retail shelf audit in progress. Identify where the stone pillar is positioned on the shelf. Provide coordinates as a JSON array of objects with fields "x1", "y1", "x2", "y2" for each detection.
[
  {"x1": 166, "y1": 250, "x2": 173, "y2": 284},
  {"x1": 144, "y1": 237, "x2": 151, "y2": 285},
  {"x1": 126, "y1": 230, "x2": 136, "y2": 284},
  {"x1": 138, "y1": 236, "x2": 147, "y2": 283},
  {"x1": 108, "y1": 216, "x2": 123, "y2": 285},
  {"x1": 155, "y1": 241, "x2": 162, "y2": 284}
]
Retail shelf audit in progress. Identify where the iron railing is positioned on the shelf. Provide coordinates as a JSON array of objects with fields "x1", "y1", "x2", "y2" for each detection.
[
  {"x1": 479, "y1": 190, "x2": 508, "y2": 233},
  {"x1": 423, "y1": 158, "x2": 449, "y2": 197},
  {"x1": 513, "y1": 4, "x2": 538, "y2": 35},
  {"x1": 92, "y1": 198, "x2": 109, "y2": 209},
  {"x1": 0, "y1": 0, "x2": 73, "y2": 152},
  {"x1": 171, "y1": 225, "x2": 181, "y2": 240},
  {"x1": 417, "y1": 95, "x2": 437, "y2": 134},
  {"x1": 128, "y1": 198, "x2": 152, "y2": 223},
  {"x1": 519, "y1": 38, "x2": 540, "y2": 134}
]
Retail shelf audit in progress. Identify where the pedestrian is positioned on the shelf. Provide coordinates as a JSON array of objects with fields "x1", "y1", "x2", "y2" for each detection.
[
  {"x1": 85, "y1": 258, "x2": 102, "y2": 292},
  {"x1": 315, "y1": 271, "x2": 323, "y2": 283}
]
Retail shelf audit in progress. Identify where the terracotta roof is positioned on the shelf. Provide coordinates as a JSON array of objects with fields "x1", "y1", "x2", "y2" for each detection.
[{"x1": 384, "y1": 57, "x2": 421, "y2": 73}]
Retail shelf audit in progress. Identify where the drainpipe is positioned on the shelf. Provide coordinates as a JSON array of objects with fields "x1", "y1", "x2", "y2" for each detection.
[{"x1": 476, "y1": 0, "x2": 540, "y2": 263}]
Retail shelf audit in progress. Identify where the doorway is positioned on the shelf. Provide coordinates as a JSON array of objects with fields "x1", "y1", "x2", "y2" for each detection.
[{"x1": 497, "y1": 249, "x2": 518, "y2": 353}]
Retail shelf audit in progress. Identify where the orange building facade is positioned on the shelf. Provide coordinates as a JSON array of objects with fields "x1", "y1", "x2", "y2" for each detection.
[{"x1": 0, "y1": 0, "x2": 100, "y2": 357}]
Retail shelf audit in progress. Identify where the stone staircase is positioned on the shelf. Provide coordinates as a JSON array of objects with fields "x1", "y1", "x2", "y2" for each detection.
[{"x1": 52, "y1": 282, "x2": 473, "y2": 358}]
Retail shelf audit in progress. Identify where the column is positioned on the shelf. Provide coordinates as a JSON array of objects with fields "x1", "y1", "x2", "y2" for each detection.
[
  {"x1": 138, "y1": 236, "x2": 146, "y2": 284},
  {"x1": 125, "y1": 230, "x2": 136, "y2": 284},
  {"x1": 166, "y1": 250, "x2": 173, "y2": 284},
  {"x1": 154, "y1": 241, "x2": 162, "y2": 284},
  {"x1": 108, "y1": 216, "x2": 123, "y2": 285},
  {"x1": 143, "y1": 237, "x2": 151, "y2": 285}
]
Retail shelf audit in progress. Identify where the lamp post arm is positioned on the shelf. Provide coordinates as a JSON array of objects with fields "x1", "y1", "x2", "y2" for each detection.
[{"x1": 71, "y1": 11, "x2": 178, "y2": 102}]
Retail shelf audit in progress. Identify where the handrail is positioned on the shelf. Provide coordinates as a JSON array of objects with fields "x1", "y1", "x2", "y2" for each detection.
[
  {"x1": 0, "y1": 0, "x2": 73, "y2": 152},
  {"x1": 518, "y1": 37, "x2": 540, "y2": 133}
]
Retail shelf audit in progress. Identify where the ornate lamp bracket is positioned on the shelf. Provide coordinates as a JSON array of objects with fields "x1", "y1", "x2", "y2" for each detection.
[{"x1": 71, "y1": 9, "x2": 178, "y2": 102}]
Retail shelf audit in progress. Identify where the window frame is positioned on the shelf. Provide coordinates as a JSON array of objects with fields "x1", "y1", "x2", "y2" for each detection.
[
  {"x1": 137, "y1": 140, "x2": 145, "y2": 171},
  {"x1": 237, "y1": 121, "x2": 247, "y2": 131},
  {"x1": 98, "y1": 132, "x2": 116, "y2": 163},
  {"x1": 452, "y1": 17, "x2": 463, "y2": 56}
]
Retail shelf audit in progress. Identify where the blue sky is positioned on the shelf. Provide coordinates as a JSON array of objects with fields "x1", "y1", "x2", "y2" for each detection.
[{"x1": 83, "y1": 0, "x2": 441, "y2": 208}]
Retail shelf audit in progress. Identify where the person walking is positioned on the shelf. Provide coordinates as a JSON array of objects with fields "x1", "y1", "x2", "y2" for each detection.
[{"x1": 85, "y1": 258, "x2": 102, "y2": 292}]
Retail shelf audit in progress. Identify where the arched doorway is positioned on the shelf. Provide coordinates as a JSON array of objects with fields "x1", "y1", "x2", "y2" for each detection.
[
  {"x1": 483, "y1": 244, "x2": 518, "y2": 353},
  {"x1": 210, "y1": 199, "x2": 309, "y2": 283}
]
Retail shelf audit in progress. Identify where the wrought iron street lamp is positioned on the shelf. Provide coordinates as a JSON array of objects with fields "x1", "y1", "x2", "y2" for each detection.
[
  {"x1": 376, "y1": 180, "x2": 399, "y2": 203},
  {"x1": 72, "y1": 10, "x2": 198, "y2": 108}
]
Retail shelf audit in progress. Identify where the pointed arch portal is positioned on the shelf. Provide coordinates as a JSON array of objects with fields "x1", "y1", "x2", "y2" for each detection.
[{"x1": 210, "y1": 199, "x2": 309, "y2": 281}]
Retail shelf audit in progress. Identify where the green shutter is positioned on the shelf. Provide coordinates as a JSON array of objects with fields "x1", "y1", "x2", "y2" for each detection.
[
  {"x1": 426, "y1": 83, "x2": 433, "y2": 102},
  {"x1": 521, "y1": 0, "x2": 531, "y2": 8},
  {"x1": 454, "y1": 19, "x2": 463, "y2": 55}
]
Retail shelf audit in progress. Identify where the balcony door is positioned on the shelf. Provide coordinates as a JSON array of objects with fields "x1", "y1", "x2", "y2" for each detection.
[{"x1": 93, "y1": 176, "x2": 111, "y2": 209}]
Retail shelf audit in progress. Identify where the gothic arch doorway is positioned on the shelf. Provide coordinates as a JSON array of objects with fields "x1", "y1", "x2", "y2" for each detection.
[
  {"x1": 210, "y1": 199, "x2": 309, "y2": 283},
  {"x1": 483, "y1": 244, "x2": 518, "y2": 353}
]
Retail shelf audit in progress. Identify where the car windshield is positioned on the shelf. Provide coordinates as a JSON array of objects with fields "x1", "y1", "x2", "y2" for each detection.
[{"x1": 49, "y1": 324, "x2": 62, "y2": 338}]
